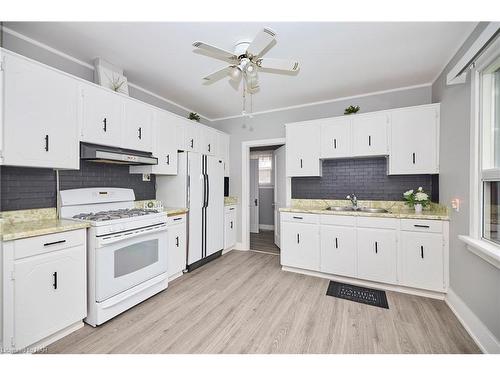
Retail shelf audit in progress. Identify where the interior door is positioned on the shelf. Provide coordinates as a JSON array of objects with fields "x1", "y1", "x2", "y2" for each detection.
[
  {"x1": 188, "y1": 153, "x2": 204, "y2": 265},
  {"x1": 274, "y1": 145, "x2": 286, "y2": 247},
  {"x1": 250, "y1": 158, "x2": 260, "y2": 233}
]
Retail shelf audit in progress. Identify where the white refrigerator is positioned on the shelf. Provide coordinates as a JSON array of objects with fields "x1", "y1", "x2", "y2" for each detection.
[{"x1": 157, "y1": 152, "x2": 225, "y2": 270}]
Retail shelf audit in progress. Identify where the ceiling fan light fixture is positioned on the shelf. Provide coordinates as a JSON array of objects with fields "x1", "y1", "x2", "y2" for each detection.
[{"x1": 229, "y1": 66, "x2": 242, "y2": 80}]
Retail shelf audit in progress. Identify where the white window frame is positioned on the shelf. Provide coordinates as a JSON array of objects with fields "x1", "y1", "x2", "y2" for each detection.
[
  {"x1": 460, "y1": 35, "x2": 500, "y2": 269},
  {"x1": 250, "y1": 151, "x2": 274, "y2": 188}
]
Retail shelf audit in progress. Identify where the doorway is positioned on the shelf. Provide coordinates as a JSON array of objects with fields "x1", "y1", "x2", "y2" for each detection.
[{"x1": 249, "y1": 144, "x2": 286, "y2": 254}]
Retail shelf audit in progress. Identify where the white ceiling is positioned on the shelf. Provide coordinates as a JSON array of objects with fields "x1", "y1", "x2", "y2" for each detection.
[{"x1": 5, "y1": 22, "x2": 476, "y2": 120}]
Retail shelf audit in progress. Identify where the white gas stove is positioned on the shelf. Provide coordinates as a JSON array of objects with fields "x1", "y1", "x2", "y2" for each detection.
[{"x1": 59, "y1": 187, "x2": 168, "y2": 327}]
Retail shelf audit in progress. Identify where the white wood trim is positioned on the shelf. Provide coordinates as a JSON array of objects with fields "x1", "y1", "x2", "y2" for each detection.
[
  {"x1": 470, "y1": 70, "x2": 481, "y2": 237},
  {"x1": 259, "y1": 224, "x2": 275, "y2": 231},
  {"x1": 212, "y1": 83, "x2": 433, "y2": 121},
  {"x1": 241, "y1": 138, "x2": 286, "y2": 251},
  {"x1": 233, "y1": 242, "x2": 246, "y2": 251},
  {"x1": 445, "y1": 288, "x2": 500, "y2": 353},
  {"x1": 458, "y1": 235, "x2": 500, "y2": 270},
  {"x1": 281, "y1": 266, "x2": 446, "y2": 300},
  {"x1": 446, "y1": 23, "x2": 500, "y2": 85}
]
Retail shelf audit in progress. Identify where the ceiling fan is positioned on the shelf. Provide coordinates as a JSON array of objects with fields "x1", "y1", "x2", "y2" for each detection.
[{"x1": 192, "y1": 28, "x2": 300, "y2": 93}]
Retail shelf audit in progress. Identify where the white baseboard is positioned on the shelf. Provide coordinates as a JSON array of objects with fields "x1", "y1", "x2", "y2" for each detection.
[
  {"x1": 259, "y1": 224, "x2": 275, "y2": 231},
  {"x1": 234, "y1": 242, "x2": 247, "y2": 251},
  {"x1": 445, "y1": 288, "x2": 500, "y2": 353}
]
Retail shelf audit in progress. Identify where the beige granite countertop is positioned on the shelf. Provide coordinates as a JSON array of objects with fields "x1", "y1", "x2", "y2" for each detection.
[
  {"x1": 1, "y1": 219, "x2": 90, "y2": 241},
  {"x1": 164, "y1": 207, "x2": 189, "y2": 216},
  {"x1": 280, "y1": 199, "x2": 449, "y2": 221},
  {"x1": 224, "y1": 196, "x2": 238, "y2": 206}
]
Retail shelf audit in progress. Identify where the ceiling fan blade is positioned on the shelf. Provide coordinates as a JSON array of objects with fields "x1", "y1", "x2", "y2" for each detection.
[
  {"x1": 258, "y1": 58, "x2": 300, "y2": 73},
  {"x1": 193, "y1": 41, "x2": 237, "y2": 61},
  {"x1": 202, "y1": 67, "x2": 232, "y2": 84},
  {"x1": 246, "y1": 28, "x2": 276, "y2": 58}
]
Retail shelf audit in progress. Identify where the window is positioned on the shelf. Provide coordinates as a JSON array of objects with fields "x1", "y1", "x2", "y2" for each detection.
[
  {"x1": 480, "y1": 55, "x2": 500, "y2": 244},
  {"x1": 258, "y1": 154, "x2": 273, "y2": 186}
]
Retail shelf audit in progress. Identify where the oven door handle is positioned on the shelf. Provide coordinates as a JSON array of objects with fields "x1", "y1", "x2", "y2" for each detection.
[{"x1": 98, "y1": 223, "x2": 168, "y2": 246}]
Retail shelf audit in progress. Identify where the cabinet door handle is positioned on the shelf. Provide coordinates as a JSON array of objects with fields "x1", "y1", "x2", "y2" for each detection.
[
  {"x1": 412, "y1": 152, "x2": 416, "y2": 164},
  {"x1": 44, "y1": 239, "x2": 66, "y2": 247},
  {"x1": 230, "y1": 221, "x2": 233, "y2": 229},
  {"x1": 335, "y1": 237, "x2": 338, "y2": 249},
  {"x1": 103, "y1": 117, "x2": 107, "y2": 132},
  {"x1": 297, "y1": 233, "x2": 300, "y2": 244},
  {"x1": 333, "y1": 139, "x2": 337, "y2": 149},
  {"x1": 173, "y1": 217, "x2": 182, "y2": 221},
  {"x1": 53, "y1": 272, "x2": 58, "y2": 290},
  {"x1": 208, "y1": 144, "x2": 211, "y2": 152},
  {"x1": 44, "y1": 135, "x2": 49, "y2": 152},
  {"x1": 166, "y1": 154, "x2": 170, "y2": 165},
  {"x1": 138, "y1": 127, "x2": 142, "y2": 139},
  {"x1": 190, "y1": 139, "x2": 194, "y2": 149},
  {"x1": 176, "y1": 236, "x2": 179, "y2": 247},
  {"x1": 229, "y1": 207, "x2": 235, "y2": 211},
  {"x1": 375, "y1": 241, "x2": 378, "y2": 254},
  {"x1": 292, "y1": 216, "x2": 303, "y2": 220},
  {"x1": 368, "y1": 135, "x2": 371, "y2": 146},
  {"x1": 300, "y1": 158, "x2": 303, "y2": 168},
  {"x1": 414, "y1": 224, "x2": 430, "y2": 228},
  {"x1": 421, "y1": 245, "x2": 424, "y2": 259}
]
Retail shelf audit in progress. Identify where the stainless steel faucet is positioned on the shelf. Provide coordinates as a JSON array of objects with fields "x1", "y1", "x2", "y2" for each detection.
[{"x1": 346, "y1": 194, "x2": 358, "y2": 209}]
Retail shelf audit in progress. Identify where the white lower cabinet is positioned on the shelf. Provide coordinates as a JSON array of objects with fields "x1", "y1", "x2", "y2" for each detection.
[
  {"x1": 320, "y1": 225, "x2": 356, "y2": 277},
  {"x1": 167, "y1": 215, "x2": 187, "y2": 281},
  {"x1": 281, "y1": 221, "x2": 320, "y2": 271},
  {"x1": 400, "y1": 231, "x2": 444, "y2": 291},
  {"x1": 357, "y1": 228, "x2": 397, "y2": 284},
  {"x1": 2, "y1": 229, "x2": 87, "y2": 352},
  {"x1": 224, "y1": 205, "x2": 237, "y2": 250}
]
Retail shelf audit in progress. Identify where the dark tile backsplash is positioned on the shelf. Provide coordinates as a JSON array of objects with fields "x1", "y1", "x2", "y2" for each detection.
[
  {"x1": 1, "y1": 161, "x2": 156, "y2": 211},
  {"x1": 291, "y1": 157, "x2": 439, "y2": 202}
]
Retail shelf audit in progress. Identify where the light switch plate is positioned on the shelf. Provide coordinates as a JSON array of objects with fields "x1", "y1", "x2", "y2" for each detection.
[{"x1": 142, "y1": 173, "x2": 151, "y2": 182}]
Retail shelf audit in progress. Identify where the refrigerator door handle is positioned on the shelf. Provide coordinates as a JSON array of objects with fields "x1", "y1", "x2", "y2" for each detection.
[
  {"x1": 206, "y1": 173, "x2": 210, "y2": 207},
  {"x1": 203, "y1": 173, "x2": 208, "y2": 208}
]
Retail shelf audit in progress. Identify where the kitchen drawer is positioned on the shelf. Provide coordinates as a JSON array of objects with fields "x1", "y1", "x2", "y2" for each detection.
[
  {"x1": 167, "y1": 214, "x2": 186, "y2": 226},
  {"x1": 14, "y1": 229, "x2": 86, "y2": 260},
  {"x1": 356, "y1": 216, "x2": 398, "y2": 230},
  {"x1": 320, "y1": 215, "x2": 356, "y2": 227},
  {"x1": 225, "y1": 205, "x2": 237, "y2": 213},
  {"x1": 401, "y1": 219, "x2": 443, "y2": 233},
  {"x1": 281, "y1": 212, "x2": 320, "y2": 224}
]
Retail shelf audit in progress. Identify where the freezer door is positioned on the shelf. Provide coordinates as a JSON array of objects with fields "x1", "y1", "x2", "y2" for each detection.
[
  {"x1": 206, "y1": 157, "x2": 225, "y2": 257},
  {"x1": 188, "y1": 153, "x2": 204, "y2": 265}
]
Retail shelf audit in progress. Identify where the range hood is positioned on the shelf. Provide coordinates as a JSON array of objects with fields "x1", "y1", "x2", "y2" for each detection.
[{"x1": 80, "y1": 143, "x2": 158, "y2": 165}]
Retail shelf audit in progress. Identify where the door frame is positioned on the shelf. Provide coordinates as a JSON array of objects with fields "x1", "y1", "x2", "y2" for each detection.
[{"x1": 241, "y1": 138, "x2": 288, "y2": 251}]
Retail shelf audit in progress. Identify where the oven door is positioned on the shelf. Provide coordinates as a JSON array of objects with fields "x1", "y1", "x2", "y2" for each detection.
[{"x1": 95, "y1": 223, "x2": 168, "y2": 302}]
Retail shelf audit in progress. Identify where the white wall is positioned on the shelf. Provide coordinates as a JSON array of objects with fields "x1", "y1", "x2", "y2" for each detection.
[
  {"x1": 432, "y1": 22, "x2": 500, "y2": 344},
  {"x1": 211, "y1": 85, "x2": 432, "y2": 242}
]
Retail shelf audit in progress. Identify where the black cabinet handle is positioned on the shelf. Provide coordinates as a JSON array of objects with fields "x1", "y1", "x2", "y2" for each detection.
[
  {"x1": 138, "y1": 127, "x2": 142, "y2": 139},
  {"x1": 335, "y1": 237, "x2": 338, "y2": 249},
  {"x1": 412, "y1": 152, "x2": 416, "y2": 164},
  {"x1": 176, "y1": 236, "x2": 179, "y2": 247},
  {"x1": 230, "y1": 221, "x2": 233, "y2": 229},
  {"x1": 190, "y1": 139, "x2": 194, "y2": 149},
  {"x1": 53, "y1": 272, "x2": 58, "y2": 290},
  {"x1": 368, "y1": 135, "x2": 371, "y2": 146},
  {"x1": 44, "y1": 135, "x2": 49, "y2": 152},
  {"x1": 44, "y1": 239, "x2": 66, "y2": 247},
  {"x1": 414, "y1": 224, "x2": 430, "y2": 228},
  {"x1": 297, "y1": 233, "x2": 300, "y2": 244},
  {"x1": 229, "y1": 207, "x2": 235, "y2": 211},
  {"x1": 333, "y1": 139, "x2": 337, "y2": 149},
  {"x1": 421, "y1": 245, "x2": 424, "y2": 259},
  {"x1": 375, "y1": 241, "x2": 378, "y2": 254},
  {"x1": 103, "y1": 117, "x2": 107, "y2": 132},
  {"x1": 173, "y1": 217, "x2": 182, "y2": 221},
  {"x1": 300, "y1": 158, "x2": 303, "y2": 168},
  {"x1": 208, "y1": 144, "x2": 211, "y2": 152},
  {"x1": 166, "y1": 154, "x2": 170, "y2": 165},
  {"x1": 292, "y1": 216, "x2": 303, "y2": 220}
]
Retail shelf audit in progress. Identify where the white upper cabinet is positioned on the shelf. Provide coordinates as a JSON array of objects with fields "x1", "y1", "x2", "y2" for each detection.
[
  {"x1": 202, "y1": 127, "x2": 218, "y2": 156},
  {"x1": 221, "y1": 133, "x2": 230, "y2": 177},
  {"x1": 389, "y1": 104, "x2": 440, "y2": 175},
  {"x1": 320, "y1": 117, "x2": 351, "y2": 158},
  {"x1": 1, "y1": 51, "x2": 80, "y2": 169},
  {"x1": 351, "y1": 112, "x2": 389, "y2": 157},
  {"x1": 286, "y1": 121, "x2": 322, "y2": 177},
  {"x1": 81, "y1": 83, "x2": 122, "y2": 148},
  {"x1": 130, "y1": 110, "x2": 178, "y2": 175},
  {"x1": 122, "y1": 98, "x2": 153, "y2": 152},
  {"x1": 184, "y1": 122, "x2": 203, "y2": 153}
]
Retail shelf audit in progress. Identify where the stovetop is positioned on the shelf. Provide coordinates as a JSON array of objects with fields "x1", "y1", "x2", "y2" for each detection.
[{"x1": 72, "y1": 208, "x2": 160, "y2": 222}]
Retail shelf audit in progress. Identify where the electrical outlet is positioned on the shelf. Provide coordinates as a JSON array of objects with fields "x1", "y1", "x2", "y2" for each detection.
[
  {"x1": 142, "y1": 173, "x2": 151, "y2": 182},
  {"x1": 451, "y1": 198, "x2": 460, "y2": 212}
]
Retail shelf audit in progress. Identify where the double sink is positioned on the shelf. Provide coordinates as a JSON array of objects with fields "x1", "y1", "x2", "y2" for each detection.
[{"x1": 326, "y1": 206, "x2": 389, "y2": 213}]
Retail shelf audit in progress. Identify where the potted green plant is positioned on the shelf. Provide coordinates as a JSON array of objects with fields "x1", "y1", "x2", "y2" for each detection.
[
  {"x1": 403, "y1": 187, "x2": 430, "y2": 214},
  {"x1": 344, "y1": 105, "x2": 360, "y2": 115},
  {"x1": 189, "y1": 112, "x2": 201, "y2": 122}
]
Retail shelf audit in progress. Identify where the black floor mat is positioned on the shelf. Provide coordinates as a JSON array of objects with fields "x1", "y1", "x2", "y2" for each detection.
[{"x1": 326, "y1": 281, "x2": 389, "y2": 309}]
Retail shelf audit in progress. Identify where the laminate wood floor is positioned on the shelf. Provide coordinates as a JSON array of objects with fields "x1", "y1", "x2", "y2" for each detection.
[
  {"x1": 45, "y1": 250, "x2": 479, "y2": 354},
  {"x1": 250, "y1": 230, "x2": 280, "y2": 254}
]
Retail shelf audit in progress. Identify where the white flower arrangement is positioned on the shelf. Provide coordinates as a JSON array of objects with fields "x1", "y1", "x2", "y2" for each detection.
[{"x1": 403, "y1": 187, "x2": 430, "y2": 208}]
